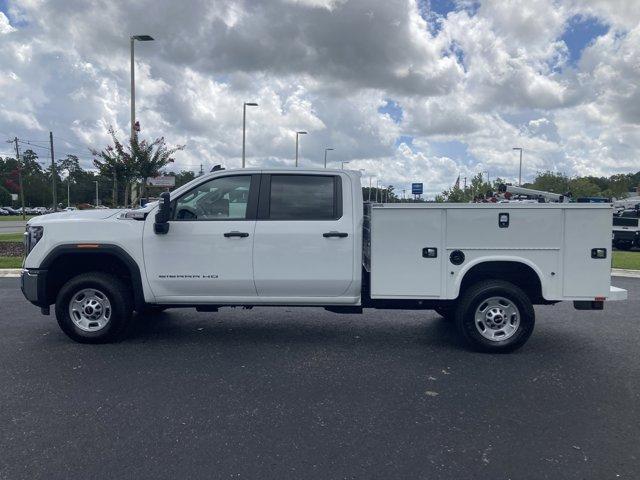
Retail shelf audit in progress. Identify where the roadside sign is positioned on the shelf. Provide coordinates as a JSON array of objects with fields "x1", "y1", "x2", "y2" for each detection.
[
  {"x1": 10, "y1": 194, "x2": 18, "y2": 201},
  {"x1": 147, "y1": 176, "x2": 176, "y2": 187},
  {"x1": 411, "y1": 183, "x2": 423, "y2": 195}
]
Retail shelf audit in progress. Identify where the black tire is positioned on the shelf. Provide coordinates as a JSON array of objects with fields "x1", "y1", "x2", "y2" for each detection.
[
  {"x1": 454, "y1": 280, "x2": 535, "y2": 353},
  {"x1": 434, "y1": 305, "x2": 454, "y2": 320},
  {"x1": 55, "y1": 272, "x2": 133, "y2": 344}
]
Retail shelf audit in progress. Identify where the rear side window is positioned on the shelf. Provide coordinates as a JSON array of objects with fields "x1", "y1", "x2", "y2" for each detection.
[{"x1": 268, "y1": 175, "x2": 341, "y2": 220}]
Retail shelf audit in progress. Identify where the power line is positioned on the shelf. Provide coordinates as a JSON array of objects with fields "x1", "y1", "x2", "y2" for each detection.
[{"x1": 18, "y1": 140, "x2": 51, "y2": 151}]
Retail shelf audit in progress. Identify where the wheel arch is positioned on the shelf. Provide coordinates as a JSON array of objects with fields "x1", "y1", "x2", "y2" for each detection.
[
  {"x1": 454, "y1": 257, "x2": 546, "y2": 303},
  {"x1": 39, "y1": 244, "x2": 145, "y2": 311}
]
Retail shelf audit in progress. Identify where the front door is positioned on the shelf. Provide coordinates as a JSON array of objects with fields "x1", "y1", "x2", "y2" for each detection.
[
  {"x1": 252, "y1": 173, "x2": 355, "y2": 298},
  {"x1": 143, "y1": 174, "x2": 259, "y2": 301}
]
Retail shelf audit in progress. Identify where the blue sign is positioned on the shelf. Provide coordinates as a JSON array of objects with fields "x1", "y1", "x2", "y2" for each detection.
[{"x1": 411, "y1": 183, "x2": 423, "y2": 195}]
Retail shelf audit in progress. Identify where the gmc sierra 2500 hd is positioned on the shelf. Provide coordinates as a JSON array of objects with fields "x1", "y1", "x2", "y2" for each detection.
[{"x1": 21, "y1": 168, "x2": 627, "y2": 352}]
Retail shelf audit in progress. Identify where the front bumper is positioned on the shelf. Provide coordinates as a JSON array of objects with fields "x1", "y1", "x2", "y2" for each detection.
[{"x1": 20, "y1": 268, "x2": 48, "y2": 308}]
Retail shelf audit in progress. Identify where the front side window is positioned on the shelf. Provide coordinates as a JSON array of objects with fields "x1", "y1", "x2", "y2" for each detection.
[
  {"x1": 269, "y1": 175, "x2": 338, "y2": 220},
  {"x1": 174, "y1": 175, "x2": 251, "y2": 220}
]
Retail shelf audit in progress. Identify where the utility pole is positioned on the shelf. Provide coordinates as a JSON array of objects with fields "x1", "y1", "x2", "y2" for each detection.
[
  {"x1": 368, "y1": 177, "x2": 372, "y2": 202},
  {"x1": 463, "y1": 177, "x2": 467, "y2": 189},
  {"x1": 112, "y1": 167, "x2": 117, "y2": 207},
  {"x1": 12, "y1": 137, "x2": 26, "y2": 220},
  {"x1": 49, "y1": 131, "x2": 57, "y2": 211},
  {"x1": 94, "y1": 181, "x2": 99, "y2": 206}
]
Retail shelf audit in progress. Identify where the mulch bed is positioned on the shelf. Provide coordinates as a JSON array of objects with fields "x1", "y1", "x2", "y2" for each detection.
[{"x1": 0, "y1": 242, "x2": 24, "y2": 257}]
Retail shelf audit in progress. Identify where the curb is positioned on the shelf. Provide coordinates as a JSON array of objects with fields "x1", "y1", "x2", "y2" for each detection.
[
  {"x1": 611, "y1": 268, "x2": 640, "y2": 279},
  {"x1": 0, "y1": 269, "x2": 22, "y2": 278}
]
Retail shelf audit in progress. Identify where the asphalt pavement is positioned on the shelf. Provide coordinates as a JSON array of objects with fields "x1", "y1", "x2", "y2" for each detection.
[{"x1": 1, "y1": 277, "x2": 638, "y2": 480}]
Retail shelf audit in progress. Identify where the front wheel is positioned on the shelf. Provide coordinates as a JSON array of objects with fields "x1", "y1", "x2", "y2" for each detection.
[
  {"x1": 55, "y1": 272, "x2": 133, "y2": 343},
  {"x1": 454, "y1": 280, "x2": 535, "y2": 353}
]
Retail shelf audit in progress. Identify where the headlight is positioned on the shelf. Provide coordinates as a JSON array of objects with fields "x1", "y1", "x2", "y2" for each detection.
[{"x1": 24, "y1": 226, "x2": 44, "y2": 255}]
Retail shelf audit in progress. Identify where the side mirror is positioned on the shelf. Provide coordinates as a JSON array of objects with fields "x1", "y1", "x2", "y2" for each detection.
[{"x1": 154, "y1": 192, "x2": 171, "y2": 234}]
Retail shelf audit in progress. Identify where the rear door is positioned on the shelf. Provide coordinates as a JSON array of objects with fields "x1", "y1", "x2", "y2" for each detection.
[{"x1": 252, "y1": 173, "x2": 354, "y2": 298}]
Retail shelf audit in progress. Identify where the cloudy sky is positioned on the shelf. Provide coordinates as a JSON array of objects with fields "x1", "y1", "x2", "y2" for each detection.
[{"x1": 0, "y1": 0, "x2": 639, "y2": 197}]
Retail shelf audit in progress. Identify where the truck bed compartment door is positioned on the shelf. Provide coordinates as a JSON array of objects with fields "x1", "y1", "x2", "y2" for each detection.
[{"x1": 371, "y1": 208, "x2": 443, "y2": 297}]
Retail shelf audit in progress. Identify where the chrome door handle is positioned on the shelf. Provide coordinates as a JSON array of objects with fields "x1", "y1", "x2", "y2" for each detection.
[{"x1": 224, "y1": 231, "x2": 249, "y2": 238}]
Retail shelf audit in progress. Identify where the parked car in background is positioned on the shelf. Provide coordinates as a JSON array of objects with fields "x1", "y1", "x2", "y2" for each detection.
[
  {"x1": 63, "y1": 207, "x2": 77, "y2": 212},
  {"x1": 613, "y1": 207, "x2": 640, "y2": 250},
  {"x1": 3, "y1": 206, "x2": 20, "y2": 215},
  {"x1": 0, "y1": 208, "x2": 9, "y2": 216}
]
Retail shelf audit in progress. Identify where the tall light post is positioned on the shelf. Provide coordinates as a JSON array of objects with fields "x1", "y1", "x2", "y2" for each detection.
[
  {"x1": 242, "y1": 102, "x2": 258, "y2": 168},
  {"x1": 324, "y1": 148, "x2": 334, "y2": 168},
  {"x1": 295, "y1": 131, "x2": 307, "y2": 167},
  {"x1": 513, "y1": 147, "x2": 523, "y2": 186},
  {"x1": 94, "y1": 181, "x2": 99, "y2": 206},
  {"x1": 130, "y1": 35, "x2": 154, "y2": 139}
]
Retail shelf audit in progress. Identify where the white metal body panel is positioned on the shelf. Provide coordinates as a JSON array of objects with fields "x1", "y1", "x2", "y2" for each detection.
[
  {"x1": 23, "y1": 211, "x2": 156, "y2": 304},
  {"x1": 369, "y1": 203, "x2": 617, "y2": 301},
  {"x1": 370, "y1": 208, "x2": 443, "y2": 297},
  {"x1": 142, "y1": 219, "x2": 257, "y2": 299},
  {"x1": 562, "y1": 209, "x2": 611, "y2": 298},
  {"x1": 253, "y1": 171, "x2": 360, "y2": 299}
]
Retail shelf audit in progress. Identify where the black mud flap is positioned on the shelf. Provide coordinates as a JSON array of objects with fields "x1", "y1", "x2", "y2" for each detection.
[{"x1": 573, "y1": 301, "x2": 604, "y2": 310}]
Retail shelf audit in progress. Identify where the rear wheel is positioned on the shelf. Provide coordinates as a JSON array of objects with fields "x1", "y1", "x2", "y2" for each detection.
[
  {"x1": 454, "y1": 280, "x2": 535, "y2": 353},
  {"x1": 55, "y1": 272, "x2": 133, "y2": 343}
]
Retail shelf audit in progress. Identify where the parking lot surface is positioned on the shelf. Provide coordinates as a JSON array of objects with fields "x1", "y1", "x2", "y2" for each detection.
[{"x1": 1, "y1": 277, "x2": 638, "y2": 479}]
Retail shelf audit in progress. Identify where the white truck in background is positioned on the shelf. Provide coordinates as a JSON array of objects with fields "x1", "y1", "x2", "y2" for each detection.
[{"x1": 21, "y1": 168, "x2": 626, "y2": 352}]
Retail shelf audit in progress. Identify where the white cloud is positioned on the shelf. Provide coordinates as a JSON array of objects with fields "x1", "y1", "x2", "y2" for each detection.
[
  {"x1": 0, "y1": 12, "x2": 15, "y2": 34},
  {"x1": 0, "y1": 0, "x2": 639, "y2": 197}
]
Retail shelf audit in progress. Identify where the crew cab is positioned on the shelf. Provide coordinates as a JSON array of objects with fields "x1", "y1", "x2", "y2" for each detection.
[{"x1": 21, "y1": 168, "x2": 627, "y2": 352}]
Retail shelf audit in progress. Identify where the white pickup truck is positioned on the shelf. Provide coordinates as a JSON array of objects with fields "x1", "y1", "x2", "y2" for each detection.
[{"x1": 21, "y1": 168, "x2": 627, "y2": 352}]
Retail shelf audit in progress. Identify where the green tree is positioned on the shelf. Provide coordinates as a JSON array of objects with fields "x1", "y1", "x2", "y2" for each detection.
[
  {"x1": 92, "y1": 126, "x2": 184, "y2": 206},
  {"x1": 528, "y1": 171, "x2": 569, "y2": 194},
  {"x1": 568, "y1": 177, "x2": 601, "y2": 197}
]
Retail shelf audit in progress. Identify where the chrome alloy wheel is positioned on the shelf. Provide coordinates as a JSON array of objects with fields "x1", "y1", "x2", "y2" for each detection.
[
  {"x1": 474, "y1": 296, "x2": 520, "y2": 341},
  {"x1": 68, "y1": 288, "x2": 112, "y2": 332}
]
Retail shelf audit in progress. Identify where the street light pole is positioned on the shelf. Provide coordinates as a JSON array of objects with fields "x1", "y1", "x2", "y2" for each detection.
[
  {"x1": 341, "y1": 161, "x2": 350, "y2": 170},
  {"x1": 242, "y1": 102, "x2": 258, "y2": 168},
  {"x1": 130, "y1": 35, "x2": 154, "y2": 139},
  {"x1": 94, "y1": 181, "x2": 99, "y2": 206},
  {"x1": 324, "y1": 148, "x2": 334, "y2": 168},
  {"x1": 513, "y1": 147, "x2": 523, "y2": 186},
  {"x1": 295, "y1": 131, "x2": 307, "y2": 167}
]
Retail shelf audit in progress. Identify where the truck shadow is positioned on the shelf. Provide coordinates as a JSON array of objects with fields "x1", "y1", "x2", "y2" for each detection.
[
  {"x1": 126, "y1": 308, "x2": 467, "y2": 351},
  {"x1": 123, "y1": 307, "x2": 593, "y2": 355}
]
